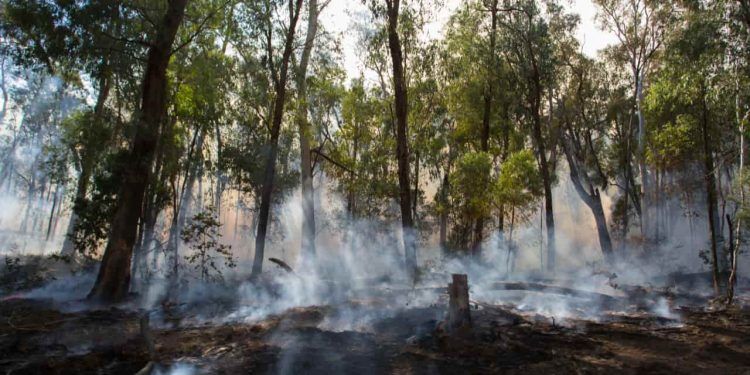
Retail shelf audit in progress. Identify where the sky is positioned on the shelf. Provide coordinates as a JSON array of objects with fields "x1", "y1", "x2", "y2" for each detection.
[{"x1": 320, "y1": 0, "x2": 618, "y2": 80}]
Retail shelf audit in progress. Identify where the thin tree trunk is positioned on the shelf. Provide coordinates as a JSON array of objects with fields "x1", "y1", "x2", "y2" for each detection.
[
  {"x1": 636, "y1": 70, "x2": 650, "y2": 247},
  {"x1": 728, "y1": 73, "x2": 746, "y2": 303},
  {"x1": 701, "y1": 90, "x2": 722, "y2": 296},
  {"x1": 531, "y1": 106, "x2": 555, "y2": 271},
  {"x1": 61, "y1": 63, "x2": 112, "y2": 256},
  {"x1": 133, "y1": 115, "x2": 174, "y2": 290},
  {"x1": 250, "y1": 0, "x2": 304, "y2": 279},
  {"x1": 296, "y1": 0, "x2": 319, "y2": 261},
  {"x1": 214, "y1": 121, "x2": 225, "y2": 214},
  {"x1": 385, "y1": 0, "x2": 417, "y2": 280},
  {"x1": 46, "y1": 183, "x2": 61, "y2": 241},
  {"x1": 0, "y1": 55, "x2": 8, "y2": 128},
  {"x1": 413, "y1": 151, "x2": 419, "y2": 222},
  {"x1": 439, "y1": 170, "x2": 449, "y2": 255},
  {"x1": 167, "y1": 127, "x2": 205, "y2": 289},
  {"x1": 88, "y1": 0, "x2": 188, "y2": 302},
  {"x1": 473, "y1": 0, "x2": 498, "y2": 258}
]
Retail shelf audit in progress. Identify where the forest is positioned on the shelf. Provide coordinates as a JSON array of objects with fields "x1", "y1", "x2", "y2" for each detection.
[{"x1": 0, "y1": 0, "x2": 750, "y2": 373}]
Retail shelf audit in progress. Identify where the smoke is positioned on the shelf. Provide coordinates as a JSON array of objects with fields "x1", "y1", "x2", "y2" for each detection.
[{"x1": 153, "y1": 363, "x2": 197, "y2": 375}]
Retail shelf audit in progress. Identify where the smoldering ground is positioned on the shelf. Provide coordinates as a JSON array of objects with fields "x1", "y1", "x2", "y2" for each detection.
[{"x1": 1, "y1": 174, "x2": 749, "y2": 374}]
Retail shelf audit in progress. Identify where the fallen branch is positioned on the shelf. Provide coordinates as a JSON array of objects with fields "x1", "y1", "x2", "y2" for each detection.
[
  {"x1": 487, "y1": 282, "x2": 620, "y2": 305},
  {"x1": 269, "y1": 257, "x2": 294, "y2": 273}
]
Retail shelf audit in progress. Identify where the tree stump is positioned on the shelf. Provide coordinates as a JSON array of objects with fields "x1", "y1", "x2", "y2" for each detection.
[{"x1": 448, "y1": 274, "x2": 471, "y2": 331}]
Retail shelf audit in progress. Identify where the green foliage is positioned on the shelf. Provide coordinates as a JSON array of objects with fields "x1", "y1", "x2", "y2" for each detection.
[
  {"x1": 496, "y1": 150, "x2": 543, "y2": 220},
  {"x1": 647, "y1": 115, "x2": 698, "y2": 170},
  {"x1": 70, "y1": 152, "x2": 125, "y2": 257},
  {"x1": 450, "y1": 151, "x2": 494, "y2": 222},
  {"x1": 181, "y1": 207, "x2": 236, "y2": 282}
]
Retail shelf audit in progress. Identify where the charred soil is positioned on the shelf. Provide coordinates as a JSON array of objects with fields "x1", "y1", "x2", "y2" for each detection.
[{"x1": 1, "y1": 294, "x2": 750, "y2": 374}]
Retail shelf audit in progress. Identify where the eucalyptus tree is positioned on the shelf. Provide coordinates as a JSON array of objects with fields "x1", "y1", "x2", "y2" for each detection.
[
  {"x1": 726, "y1": 0, "x2": 750, "y2": 304},
  {"x1": 558, "y1": 55, "x2": 615, "y2": 261},
  {"x1": 89, "y1": 0, "x2": 191, "y2": 302},
  {"x1": 327, "y1": 79, "x2": 396, "y2": 222},
  {"x1": 248, "y1": 0, "x2": 305, "y2": 279},
  {"x1": 0, "y1": 0, "x2": 143, "y2": 255},
  {"x1": 294, "y1": 0, "x2": 339, "y2": 261},
  {"x1": 161, "y1": 37, "x2": 234, "y2": 288},
  {"x1": 296, "y1": 0, "x2": 321, "y2": 260},
  {"x1": 496, "y1": 0, "x2": 568, "y2": 271},
  {"x1": 593, "y1": 0, "x2": 671, "y2": 245},
  {"x1": 645, "y1": 2, "x2": 734, "y2": 295},
  {"x1": 361, "y1": 0, "x2": 418, "y2": 279},
  {"x1": 441, "y1": 0, "x2": 522, "y2": 255},
  {"x1": 495, "y1": 149, "x2": 542, "y2": 272}
]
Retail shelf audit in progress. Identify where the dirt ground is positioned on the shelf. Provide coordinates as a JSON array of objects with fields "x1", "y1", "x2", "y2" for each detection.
[{"x1": 1, "y1": 291, "x2": 750, "y2": 375}]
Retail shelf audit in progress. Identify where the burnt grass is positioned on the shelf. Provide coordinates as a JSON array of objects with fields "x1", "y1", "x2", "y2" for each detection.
[{"x1": 1, "y1": 295, "x2": 750, "y2": 374}]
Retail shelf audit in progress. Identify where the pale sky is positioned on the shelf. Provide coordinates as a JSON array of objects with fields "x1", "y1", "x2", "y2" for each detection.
[{"x1": 320, "y1": 0, "x2": 617, "y2": 80}]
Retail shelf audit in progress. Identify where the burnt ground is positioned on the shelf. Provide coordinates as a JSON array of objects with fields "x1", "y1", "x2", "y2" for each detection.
[{"x1": 1, "y1": 293, "x2": 750, "y2": 375}]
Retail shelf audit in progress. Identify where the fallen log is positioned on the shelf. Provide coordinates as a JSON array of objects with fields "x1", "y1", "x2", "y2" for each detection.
[{"x1": 486, "y1": 282, "x2": 620, "y2": 305}]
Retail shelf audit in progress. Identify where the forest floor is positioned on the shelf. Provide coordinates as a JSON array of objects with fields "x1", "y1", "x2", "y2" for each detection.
[{"x1": 1, "y1": 279, "x2": 750, "y2": 374}]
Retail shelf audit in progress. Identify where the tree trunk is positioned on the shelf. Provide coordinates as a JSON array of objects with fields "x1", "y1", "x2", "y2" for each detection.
[
  {"x1": 439, "y1": 170, "x2": 449, "y2": 255},
  {"x1": 214, "y1": 121, "x2": 225, "y2": 215},
  {"x1": 133, "y1": 115, "x2": 174, "y2": 291},
  {"x1": 296, "y1": 0, "x2": 319, "y2": 261},
  {"x1": 591, "y1": 190, "x2": 614, "y2": 260},
  {"x1": 88, "y1": 0, "x2": 188, "y2": 303},
  {"x1": 0, "y1": 55, "x2": 8, "y2": 129},
  {"x1": 531, "y1": 107, "x2": 555, "y2": 271},
  {"x1": 385, "y1": 0, "x2": 417, "y2": 280},
  {"x1": 46, "y1": 183, "x2": 61, "y2": 241},
  {"x1": 61, "y1": 66, "x2": 111, "y2": 256},
  {"x1": 701, "y1": 91, "x2": 722, "y2": 296},
  {"x1": 635, "y1": 71, "x2": 650, "y2": 247},
  {"x1": 167, "y1": 127, "x2": 205, "y2": 289},
  {"x1": 250, "y1": 0, "x2": 304, "y2": 279},
  {"x1": 728, "y1": 74, "x2": 746, "y2": 304},
  {"x1": 473, "y1": 0, "x2": 498, "y2": 258},
  {"x1": 564, "y1": 145, "x2": 614, "y2": 262}
]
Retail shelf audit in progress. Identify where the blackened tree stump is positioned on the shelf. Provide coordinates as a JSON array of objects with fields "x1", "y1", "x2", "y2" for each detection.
[{"x1": 448, "y1": 274, "x2": 471, "y2": 330}]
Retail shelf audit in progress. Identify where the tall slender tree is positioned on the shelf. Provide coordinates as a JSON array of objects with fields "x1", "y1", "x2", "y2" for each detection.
[
  {"x1": 250, "y1": 0, "x2": 305, "y2": 278},
  {"x1": 88, "y1": 0, "x2": 189, "y2": 302},
  {"x1": 384, "y1": 0, "x2": 418, "y2": 279},
  {"x1": 296, "y1": 0, "x2": 322, "y2": 261}
]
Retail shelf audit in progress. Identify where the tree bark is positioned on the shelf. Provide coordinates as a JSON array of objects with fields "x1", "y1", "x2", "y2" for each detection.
[
  {"x1": 296, "y1": 0, "x2": 319, "y2": 261},
  {"x1": 46, "y1": 183, "x2": 61, "y2": 241},
  {"x1": 61, "y1": 71, "x2": 111, "y2": 256},
  {"x1": 563, "y1": 139, "x2": 614, "y2": 262},
  {"x1": 0, "y1": 55, "x2": 8, "y2": 129},
  {"x1": 167, "y1": 127, "x2": 205, "y2": 288},
  {"x1": 88, "y1": 0, "x2": 188, "y2": 302},
  {"x1": 728, "y1": 73, "x2": 746, "y2": 304},
  {"x1": 133, "y1": 115, "x2": 174, "y2": 290},
  {"x1": 385, "y1": 0, "x2": 417, "y2": 280},
  {"x1": 701, "y1": 90, "x2": 722, "y2": 296},
  {"x1": 439, "y1": 170, "x2": 449, "y2": 255},
  {"x1": 568, "y1": 176, "x2": 614, "y2": 261},
  {"x1": 250, "y1": 0, "x2": 304, "y2": 279},
  {"x1": 472, "y1": 0, "x2": 498, "y2": 258},
  {"x1": 530, "y1": 98, "x2": 555, "y2": 271},
  {"x1": 635, "y1": 70, "x2": 650, "y2": 246}
]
